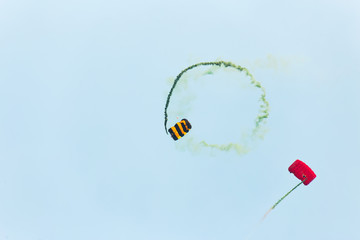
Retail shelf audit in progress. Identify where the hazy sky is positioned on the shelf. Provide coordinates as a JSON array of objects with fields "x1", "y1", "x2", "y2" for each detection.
[{"x1": 0, "y1": 0, "x2": 359, "y2": 240}]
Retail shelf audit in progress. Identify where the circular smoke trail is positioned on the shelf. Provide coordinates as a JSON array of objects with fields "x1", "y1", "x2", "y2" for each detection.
[{"x1": 164, "y1": 61, "x2": 269, "y2": 154}]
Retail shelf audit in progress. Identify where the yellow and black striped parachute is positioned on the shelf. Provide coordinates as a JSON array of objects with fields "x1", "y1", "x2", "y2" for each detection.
[{"x1": 168, "y1": 119, "x2": 192, "y2": 141}]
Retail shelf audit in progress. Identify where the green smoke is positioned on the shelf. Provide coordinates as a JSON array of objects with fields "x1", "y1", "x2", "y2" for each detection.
[
  {"x1": 199, "y1": 141, "x2": 250, "y2": 155},
  {"x1": 164, "y1": 61, "x2": 269, "y2": 153}
]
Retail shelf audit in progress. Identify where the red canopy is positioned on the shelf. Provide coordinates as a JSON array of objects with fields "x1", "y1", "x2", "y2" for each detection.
[{"x1": 288, "y1": 160, "x2": 316, "y2": 185}]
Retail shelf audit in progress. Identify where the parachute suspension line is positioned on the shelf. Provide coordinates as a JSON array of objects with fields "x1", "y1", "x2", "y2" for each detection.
[{"x1": 164, "y1": 61, "x2": 269, "y2": 134}]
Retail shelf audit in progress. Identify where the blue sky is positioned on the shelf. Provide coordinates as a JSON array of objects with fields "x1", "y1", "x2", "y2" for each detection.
[{"x1": 0, "y1": 0, "x2": 359, "y2": 239}]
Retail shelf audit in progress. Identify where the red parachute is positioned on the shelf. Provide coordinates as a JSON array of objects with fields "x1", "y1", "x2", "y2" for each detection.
[
  {"x1": 262, "y1": 159, "x2": 317, "y2": 221},
  {"x1": 289, "y1": 159, "x2": 316, "y2": 185}
]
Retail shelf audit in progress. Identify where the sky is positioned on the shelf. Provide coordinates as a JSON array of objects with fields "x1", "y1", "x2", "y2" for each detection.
[{"x1": 0, "y1": 0, "x2": 359, "y2": 239}]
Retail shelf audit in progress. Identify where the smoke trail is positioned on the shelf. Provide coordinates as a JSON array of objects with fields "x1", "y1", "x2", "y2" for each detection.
[
  {"x1": 241, "y1": 54, "x2": 305, "y2": 73},
  {"x1": 164, "y1": 61, "x2": 269, "y2": 153},
  {"x1": 198, "y1": 141, "x2": 249, "y2": 155},
  {"x1": 261, "y1": 180, "x2": 305, "y2": 222}
]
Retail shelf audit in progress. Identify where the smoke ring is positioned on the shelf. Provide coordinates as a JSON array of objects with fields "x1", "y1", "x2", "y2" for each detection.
[{"x1": 164, "y1": 61, "x2": 269, "y2": 154}]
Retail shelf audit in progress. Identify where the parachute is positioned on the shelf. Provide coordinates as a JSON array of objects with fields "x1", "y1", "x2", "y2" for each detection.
[
  {"x1": 163, "y1": 61, "x2": 269, "y2": 153},
  {"x1": 262, "y1": 160, "x2": 316, "y2": 220},
  {"x1": 168, "y1": 119, "x2": 192, "y2": 141},
  {"x1": 289, "y1": 159, "x2": 316, "y2": 185}
]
